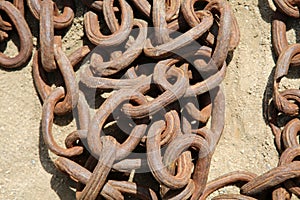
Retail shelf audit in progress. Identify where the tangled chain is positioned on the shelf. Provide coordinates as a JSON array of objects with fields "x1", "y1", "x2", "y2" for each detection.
[
  {"x1": 4, "y1": 0, "x2": 300, "y2": 199},
  {"x1": 33, "y1": 0, "x2": 239, "y2": 199},
  {"x1": 262, "y1": 0, "x2": 300, "y2": 199}
]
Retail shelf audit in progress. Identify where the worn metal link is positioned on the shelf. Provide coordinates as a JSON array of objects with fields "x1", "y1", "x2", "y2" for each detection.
[
  {"x1": 27, "y1": 0, "x2": 74, "y2": 29},
  {"x1": 0, "y1": 0, "x2": 32, "y2": 69},
  {"x1": 200, "y1": 171, "x2": 257, "y2": 200},
  {"x1": 84, "y1": 0, "x2": 133, "y2": 46}
]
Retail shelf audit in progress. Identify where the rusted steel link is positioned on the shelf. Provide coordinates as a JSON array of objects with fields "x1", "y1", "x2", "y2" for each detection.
[
  {"x1": 65, "y1": 92, "x2": 90, "y2": 149},
  {"x1": 103, "y1": 0, "x2": 120, "y2": 33},
  {"x1": 122, "y1": 62, "x2": 189, "y2": 119},
  {"x1": 181, "y1": 0, "x2": 233, "y2": 69},
  {"x1": 181, "y1": 0, "x2": 240, "y2": 50},
  {"x1": 152, "y1": 0, "x2": 172, "y2": 44},
  {"x1": 0, "y1": 32, "x2": 7, "y2": 44},
  {"x1": 114, "y1": 125, "x2": 147, "y2": 160},
  {"x1": 108, "y1": 180, "x2": 159, "y2": 200},
  {"x1": 272, "y1": 11, "x2": 300, "y2": 66},
  {"x1": 42, "y1": 87, "x2": 84, "y2": 157},
  {"x1": 164, "y1": 91, "x2": 225, "y2": 200},
  {"x1": 182, "y1": 116, "x2": 192, "y2": 135},
  {"x1": 191, "y1": 153, "x2": 212, "y2": 200},
  {"x1": 82, "y1": 0, "x2": 119, "y2": 12},
  {"x1": 97, "y1": 185, "x2": 124, "y2": 200},
  {"x1": 40, "y1": 0, "x2": 55, "y2": 72},
  {"x1": 130, "y1": 0, "x2": 151, "y2": 18},
  {"x1": 184, "y1": 94, "x2": 212, "y2": 124},
  {"x1": 32, "y1": 45, "x2": 79, "y2": 115},
  {"x1": 279, "y1": 146, "x2": 300, "y2": 166},
  {"x1": 273, "y1": 44, "x2": 300, "y2": 116},
  {"x1": 163, "y1": 46, "x2": 227, "y2": 98},
  {"x1": 163, "y1": 133, "x2": 211, "y2": 200},
  {"x1": 124, "y1": 65, "x2": 140, "y2": 79},
  {"x1": 144, "y1": 10, "x2": 213, "y2": 58},
  {"x1": 112, "y1": 158, "x2": 149, "y2": 172},
  {"x1": 282, "y1": 118, "x2": 300, "y2": 149},
  {"x1": 55, "y1": 44, "x2": 80, "y2": 109},
  {"x1": 65, "y1": 130, "x2": 84, "y2": 149},
  {"x1": 162, "y1": 179, "x2": 195, "y2": 200},
  {"x1": 68, "y1": 46, "x2": 92, "y2": 67},
  {"x1": 0, "y1": 14, "x2": 12, "y2": 31},
  {"x1": 166, "y1": 12, "x2": 191, "y2": 31},
  {"x1": 152, "y1": 59, "x2": 188, "y2": 92},
  {"x1": 13, "y1": 0, "x2": 24, "y2": 16},
  {"x1": 159, "y1": 110, "x2": 181, "y2": 146},
  {"x1": 0, "y1": 0, "x2": 32, "y2": 68},
  {"x1": 192, "y1": 127, "x2": 214, "y2": 147},
  {"x1": 90, "y1": 19, "x2": 148, "y2": 76},
  {"x1": 160, "y1": 113, "x2": 194, "y2": 198},
  {"x1": 56, "y1": 157, "x2": 124, "y2": 200},
  {"x1": 79, "y1": 136, "x2": 117, "y2": 200},
  {"x1": 267, "y1": 100, "x2": 285, "y2": 152},
  {"x1": 27, "y1": 0, "x2": 74, "y2": 29},
  {"x1": 130, "y1": 0, "x2": 180, "y2": 22},
  {"x1": 273, "y1": 0, "x2": 300, "y2": 18},
  {"x1": 55, "y1": 157, "x2": 91, "y2": 185},
  {"x1": 146, "y1": 120, "x2": 194, "y2": 189},
  {"x1": 203, "y1": 0, "x2": 233, "y2": 68},
  {"x1": 241, "y1": 161, "x2": 300, "y2": 196},
  {"x1": 185, "y1": 60, "x2": 226, "y2": 97},
  {"x1": 87, "y1": 89, "x2": 148, "y2": 158},
  {"x1": 191, "y1": 87, "x2": 225, "y2": 149},
  {"x1": 272, "y1": 187, "x2": 291, "y2": 200},
  {"x1": 55, "y1": 157, "x2": 124, "y2": 199},
  {"x1": 84, "y1": 0, "x2": 134, "y2": 46},
  {"x1": 0, "y1": 31, "x2": 9, "y2": 42},
  {"x1": 188, "y1": 45, "x2": 214, "y2": 74},
  {"x1": 32, "y1": 52, "x2": 51, "y2": 100},
  {"x1": 279, "y1": 146, "x2": 300, "y2": 196},
  {"x1": 140, "y1": 110, "x2": 181, "y2": 146},
  {"x1": 76, "y1": 155, "x2": 103, "y2": 199},
  {"x1": 55, "y1": 157, "x2": 158, "y2": 200},
  {"x1": 200, "y1": 171, "x2": 257, "y2": 200},
  {"x1": 212, "y1": 194, "x2": 257, "y2": 200},
  {"x1": 80, "y1": 62, "x2": 151, "y2": 90},
  {"x1": 165, "y1": 0, "x2": 181, "y2": 21}
]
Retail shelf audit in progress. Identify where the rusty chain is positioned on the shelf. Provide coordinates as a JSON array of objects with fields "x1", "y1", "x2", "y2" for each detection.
[
  {"x1": 1, "y1": 0, "x2": 300, "y2": 199},
  {"x1": 35, "y1": 0, "x2": 236, "y2": 199}
]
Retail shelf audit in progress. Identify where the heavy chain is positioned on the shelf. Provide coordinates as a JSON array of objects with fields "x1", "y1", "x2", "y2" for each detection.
[
  {"x1": 3, "y1": 0, "x2": 300, "y2": 199},
  {"x1": 33, "y1": 0, "x2": 238, "y2": 199},
  {"x1": 196, "y1": 1, "x2": 300, "y2": 199},
  {"x1": 260, "y1": 0, "x2": 300, "y2": 199},
  {"x1": 0, "y1": 0, "x2": 32, "y2": 68}
]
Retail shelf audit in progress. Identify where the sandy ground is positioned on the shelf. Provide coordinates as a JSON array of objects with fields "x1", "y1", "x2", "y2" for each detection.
[{"x1": 0, "y1": 0, "x2": 297, "y2": 199}]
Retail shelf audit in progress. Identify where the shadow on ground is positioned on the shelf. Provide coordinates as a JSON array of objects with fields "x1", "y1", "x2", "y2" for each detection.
[{"x1": 39, "y1": 121, "x2": 76, "y2": 200}]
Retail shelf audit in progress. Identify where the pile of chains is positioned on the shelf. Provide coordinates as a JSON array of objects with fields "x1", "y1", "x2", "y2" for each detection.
[
  {"x1": 28, "y1": 0, "x2": 240, "y2": 198},
  {"x1": 5, "y1": 0, "x2": 240, "y2": 198},
  {"x1": 264, "y1": 0, "x2": 300, "y2": 199},
  {"x1": 5, "y1": 0, "x2": 300, "y2": 199}
]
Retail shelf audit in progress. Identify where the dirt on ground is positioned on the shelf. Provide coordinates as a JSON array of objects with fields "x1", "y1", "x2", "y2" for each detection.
[{"x1": 0, "y1": 0, "x2": 298, "y2": 199}]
